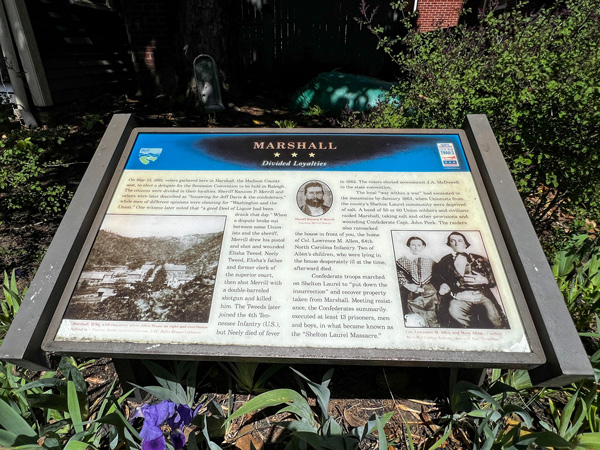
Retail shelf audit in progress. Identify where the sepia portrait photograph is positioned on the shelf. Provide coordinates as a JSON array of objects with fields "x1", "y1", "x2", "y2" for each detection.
[
  {"x1": 296, "y1": 180, "x2": 333, "y2": 217},
  {"x1": 64, "y1": 214, "x2": 226, "y2": 323},
  {"x1": 391, "y1": 230, "x2": 510, "y2": 330}
]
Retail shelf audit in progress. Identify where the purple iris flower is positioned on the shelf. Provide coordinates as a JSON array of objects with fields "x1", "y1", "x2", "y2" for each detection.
[{"x1": 131, "y1": 400, "x2": 199, "y2": 450}]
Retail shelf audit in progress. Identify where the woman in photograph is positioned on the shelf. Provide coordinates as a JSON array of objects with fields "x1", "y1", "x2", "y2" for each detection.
[{"x1": 396, "y1": 236, "x2": 440, "y2": 327}]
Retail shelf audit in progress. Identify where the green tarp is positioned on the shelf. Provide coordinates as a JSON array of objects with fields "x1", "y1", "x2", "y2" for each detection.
[{"x1": 291, "y1": 71, "x2": 395, "y2": 112}]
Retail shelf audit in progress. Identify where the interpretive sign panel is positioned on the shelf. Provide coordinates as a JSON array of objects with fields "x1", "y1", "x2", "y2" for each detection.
[{"x1": 43, "y1": 129, "x2": 545, "y2": 367}]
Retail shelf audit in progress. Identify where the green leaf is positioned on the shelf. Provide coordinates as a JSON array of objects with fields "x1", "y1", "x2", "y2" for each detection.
[
  {"x1": 64, "y1": 440, "x2": 96, "y2": 450},
  {"x1": 140, "y1": 361, "x2": 191, "y2": 405},
  {"x1": 95, "y1": 411, "x2": 140, "y2": 439},
  {"x1": 288, "y1": 431, "x2": 326, "y2": 450},
  {"x1": 141, "y1": 360, "x2": 180, "y2": 390},
  {"x1": 404, "y1": 423, "x2": 415, "y2": 450},
  {"x1": 560, "y1": 387, "x2": 582, "y2": 437},
  {"x1": 502, "y1": 404, "x2": 533, "y2": 429},
  {"x1": 67, "y1": 380, "x2": 84, "y2": 434},
  {"x1": 131, "y1": 383, "x2": 188, "y2": 405},
  {"x1": 0, "y1": 398, "x2": 38, "y2": 440},
  {"x1": 376, "y1": 414, "x2": 388, "y2": 450},
  {"x1": 322, "y1": 416, "x2": 344, "y2": 436},
  {"x1": 187, "y1": 430, "x2": 200, "y2": 450},
  {"x1": 39, "y1": 418, "x2": 73, "y2": 435},
  {"x1": 93, "y1": 379, "x2": 117, "y2": 423},
  {"x1": 5, "y1": 444, "x2": 43, "y2": 450},
  {"x1": 18, "y1": 378, "x2": 64, "y2": 392},
  {"x1": 486, "y1": 380, "x2": 518, "y2": 396},
  {"x1": 575, "y1": 432, "x2": 600, "y2": 449},
  {"x1": 364, "y1": 412, "x2": 394, "y2": 437},
  {"x1": 0, "y1": 429, "x2": 18, "y2": 447},
  {"x1": 58, "y1": 358, "x2": 87, "y2": 393},
  {"x1": 467, "y1": 409, "x2": 502, "y2": 422},
  {"x1": 518, "y1": 431, "x2": 575, "y2": 448},
  {"x1": 225, "y1": 389, "x2": 311, "y2": 426},
  {"x1": 280, "y1": 420, "x2": 319, "y2": 434},
  {"x1": 26, "y1": 393, "x2": 68, "y2": 412},
  {"x1": 254, "y1": 364, "x2": 284, "y2": 389},
  {"x1": 278, "y1": 401, "x2": 315, "y2": 425},
  {"x1": 291, "y1": 368, "x2": 333, "y2": 419},
  {"x1": 428, "y1": 426, "x2": 451, "y2": 450},
  {"x1": 201, "y1": 414, "x2": 224, "y2": 450}
]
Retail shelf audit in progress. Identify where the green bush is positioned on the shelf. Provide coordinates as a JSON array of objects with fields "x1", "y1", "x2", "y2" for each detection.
[
  {"x1": 0, "y1": 271, "x2": 23, "y2": 344},
  {"x1": 0, "y1": 133, "x2": 71, "y2": 216},
  {"x1": 553, "y1": 234, "x2": 600, "y2": 332},
  {"x1": 344, "y1": 0, "x2": 600, "y2": 232}
]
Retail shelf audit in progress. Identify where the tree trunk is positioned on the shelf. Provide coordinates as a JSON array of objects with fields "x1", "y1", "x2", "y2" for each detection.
[{"x1": 174, "y1": 0, "x2": 238, "y2": 99}]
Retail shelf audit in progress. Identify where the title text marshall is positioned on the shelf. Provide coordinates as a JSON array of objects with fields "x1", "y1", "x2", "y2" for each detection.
[{"x1": 253, "y1": 141, "x2": 338, "y2": 150}]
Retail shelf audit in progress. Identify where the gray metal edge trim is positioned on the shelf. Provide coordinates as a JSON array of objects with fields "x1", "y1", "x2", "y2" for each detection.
[
  {"x1": 463, "y1": 114, "x2": 593, "y2": 387},
  {"x1": 0, "y1": 114, "x2": 137, "y2": 370},
  {"x1": 41, "y1": 340, "x2": 542, "y2": 369},
  {"x1": 456, "y1": 128, "x2": 546, "y2": 365}
]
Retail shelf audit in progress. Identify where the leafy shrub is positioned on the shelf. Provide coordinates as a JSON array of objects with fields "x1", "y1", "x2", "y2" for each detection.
[
  {"x1": 0, "y1": 132, "x2": 72, "y2": 216},
  {"x1": 0, "y1": 271, "x2": 23, "y2": 344},
  {"x1": 274, "y1": 119, "x2": 297, "y2": 128},
  {"x1": 0, "y1": 357, "x2": 136, "y2": 450},
  {"x1": 343, "y1": 0, "x2": 600, "y2": 232},
  {"x1": 553, "y1": 233, "x2": 600, "y2": 331},
  {"x1": 218, "y1": 361, "x2": 283, "y2": 394}
]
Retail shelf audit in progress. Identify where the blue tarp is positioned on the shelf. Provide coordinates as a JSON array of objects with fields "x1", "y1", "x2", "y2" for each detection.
[{"x1": 291, "y1": 71, "x2": 395, "y2": 112}]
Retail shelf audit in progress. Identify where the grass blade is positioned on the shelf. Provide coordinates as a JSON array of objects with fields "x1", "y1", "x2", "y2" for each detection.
[{"x1": 67, "y1": 380, "x2": 84, "y2": 434}]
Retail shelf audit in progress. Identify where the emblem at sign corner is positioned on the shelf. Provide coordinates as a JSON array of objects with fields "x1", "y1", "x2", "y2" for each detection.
[
  {"x1": 437, "y1": 143, "x2": 459, "y2": 169},
  {"x1": 139, "y1": 148, "x2": 163, "y2": 165}
]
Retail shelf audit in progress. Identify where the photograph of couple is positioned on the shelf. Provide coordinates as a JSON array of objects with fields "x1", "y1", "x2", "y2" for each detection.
[{"x1": 393, "y1": 230, "x2": 510, "y2": 330}]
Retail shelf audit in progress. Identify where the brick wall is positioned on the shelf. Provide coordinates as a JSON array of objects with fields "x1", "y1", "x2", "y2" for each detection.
[{"x1": 416, "y1": 0, "x2": 464, "y2": 32}]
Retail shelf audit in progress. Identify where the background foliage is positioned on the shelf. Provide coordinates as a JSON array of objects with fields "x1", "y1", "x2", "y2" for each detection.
[{"x1": 344, "y1": 0, "x2": 600, "y2": 241}]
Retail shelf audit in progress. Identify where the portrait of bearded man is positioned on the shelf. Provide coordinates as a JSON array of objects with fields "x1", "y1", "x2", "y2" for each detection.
[{"x1": 299, "y1": 181, "x2": 331, "y2": 216}]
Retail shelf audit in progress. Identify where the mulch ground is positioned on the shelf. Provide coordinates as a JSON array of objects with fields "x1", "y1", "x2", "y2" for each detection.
[{"x1": 84, "y1": 358, "x2": 457, "y2": 449}]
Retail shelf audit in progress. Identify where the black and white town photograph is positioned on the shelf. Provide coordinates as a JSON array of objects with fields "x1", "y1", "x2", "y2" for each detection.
[
  {"x1": 64, "y1": 214, "x2": 226, "y2": 323},
  {"x1": 392, "y1": 230, "x2": 510, "y2": 330}
]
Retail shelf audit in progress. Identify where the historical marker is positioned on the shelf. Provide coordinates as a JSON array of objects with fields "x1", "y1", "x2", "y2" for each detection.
[
  {"x1": 33, "y1": 126, "x2": 545, "y2": 368},
  {"x1": 5, "y1": 115, "x2": 593, "y2": 385}
]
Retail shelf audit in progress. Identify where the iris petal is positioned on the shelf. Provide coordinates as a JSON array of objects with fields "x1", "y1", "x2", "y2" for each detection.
[
  {"x1": 167, "y1": 404, "x2": 195, "y2": 429},
  {"x1": 136, "y1": 400, "x2": 199, "y2": 450},
  {"x1": 140, "y1": 401, "x2": 175, "y2": 440},
  {"x1": 142, "y1": 435, "x2": 167, "y2": 450},
  {"x1": 171, "y1": 429, "x2": 186, "y2": 450}
]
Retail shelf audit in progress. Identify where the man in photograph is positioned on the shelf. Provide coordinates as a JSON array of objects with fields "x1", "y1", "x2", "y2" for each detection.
[
  {"x1": 433, "y1": 231, "x2": 508, "y2": 329},
  {"x1": 396, "y1": 236, "x2": 440, "y2": 327},
  {"x1": 300, "y1": 181, "x2": 330, "y2": 216}
]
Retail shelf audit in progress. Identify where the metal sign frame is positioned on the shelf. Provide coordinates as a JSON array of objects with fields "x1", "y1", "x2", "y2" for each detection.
[{"x1": 0, "y1": 114, "x2": 592, "y2": 386}]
